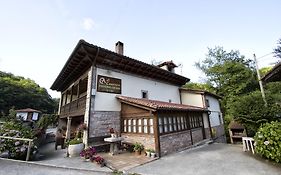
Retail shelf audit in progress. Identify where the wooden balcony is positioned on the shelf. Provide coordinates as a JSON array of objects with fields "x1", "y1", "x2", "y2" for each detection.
[{"x1": 60, "y1": 95, "x2": 87, "y2": 118}]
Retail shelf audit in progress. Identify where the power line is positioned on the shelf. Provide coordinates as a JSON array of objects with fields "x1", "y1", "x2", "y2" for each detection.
[{"x1": 256, "y1": 52, "x2": 273, "y2": 60}]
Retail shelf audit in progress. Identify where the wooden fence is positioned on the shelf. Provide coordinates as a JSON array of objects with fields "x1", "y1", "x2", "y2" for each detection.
[{"x1": 0, "y1": 136, "x2": 34, "y2": 161}]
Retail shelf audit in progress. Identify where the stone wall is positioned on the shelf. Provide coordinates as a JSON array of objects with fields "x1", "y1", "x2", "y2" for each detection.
[
  {"x1": 204, "y1": 128, "x2": 211, "y2": 139},
  {"x1": 192, "y1": 128, "x2": 204, "y2": 144},
  {"x1": 121, "y1": 133, "x2": 155, "y2": 150},
  {"x1": 159, "y1": 130, "x2": 192, "y2": 156},
  {"x1": 89, "y1": 111, "x2": 120, "y2": 138},
  {"x1": 212, "y1": 124, "x2": 226, "y2": 143}
]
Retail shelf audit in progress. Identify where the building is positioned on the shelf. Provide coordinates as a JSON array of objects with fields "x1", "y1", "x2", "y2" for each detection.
[
  {"x1": 51, "y1": 40, "x2": 211, "y2": 156},
  {"x1": 262, "y1": 62, "x2": 281, "y2": 83},
  {"x1": 180, "y1": 88, "x2": 226, "y2": 142},
  {"x1": 16, "y1": 108, "x2": 41, "y2": 122}
]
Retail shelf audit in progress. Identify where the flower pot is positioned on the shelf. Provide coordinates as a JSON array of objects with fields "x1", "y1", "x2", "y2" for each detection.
[
  {"x1": 135, "y1": 150, "x2": 141, "y2": 156},
  {"x1": 146, "y1": 151, "x2": 151, "y2": 157},
  {"x1": 111, "y1": 134, "x2": 117, "y2": 138},
  {"x1": 68, "y1": 143, "x2": 84, "y2": 157}
]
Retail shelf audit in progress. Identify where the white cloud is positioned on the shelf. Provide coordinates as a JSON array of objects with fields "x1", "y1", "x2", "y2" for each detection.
[{"x1": 82, "y1": 18, "x2": 96, "y2": 31}]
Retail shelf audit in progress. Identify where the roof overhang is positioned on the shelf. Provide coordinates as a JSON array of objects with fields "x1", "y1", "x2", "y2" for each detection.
[
  {"x1": 179, "y1": 88, "x2": 222, "y2": 99},
  {"x1": 116, "y1": 95, "x2": 208, "y2": 112},
  {"x1": 262, "y1": 62, "x2": 281, "y2": 83},
  {"x1": 51, "y1": 40, "x2": 190, "y2": 91}
]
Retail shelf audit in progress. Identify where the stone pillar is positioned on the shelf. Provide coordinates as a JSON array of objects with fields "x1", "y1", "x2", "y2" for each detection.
[
  {"x1": 66, "y1": 117, "x2": 72, "y2": 140},
  {"x1": 83, "y1": 66, "x2": 94, "y2": 147}
]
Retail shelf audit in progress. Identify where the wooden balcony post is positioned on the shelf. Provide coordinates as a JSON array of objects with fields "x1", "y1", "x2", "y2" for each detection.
[
  {"x1": 77, "y1": 80, "x2": 81, "y2": 108},
  {"x1": 66, "y1": 117, "x2": 72, "y2": 140}
]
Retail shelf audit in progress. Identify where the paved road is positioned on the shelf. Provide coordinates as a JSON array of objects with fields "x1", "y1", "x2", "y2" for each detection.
[
  {"x1": 0, "y1": 159, "x2": 111, "y2": 175},
  {"x1": 129, "y1": 143, "x2": 281, "y2": 175}
]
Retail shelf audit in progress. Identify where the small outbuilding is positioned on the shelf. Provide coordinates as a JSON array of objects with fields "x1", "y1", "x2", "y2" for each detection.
[
  {"x1": 16, "y1": 108, "x2": 42, "y2": 122},
  {"x1": 228, "y1": 121, "x2": 246, "y2": 144}
]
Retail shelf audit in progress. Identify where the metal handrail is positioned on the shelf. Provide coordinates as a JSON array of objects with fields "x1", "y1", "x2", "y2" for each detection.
[{"x1": 0, "y1": 136, "x2": 34, "y2": 161}]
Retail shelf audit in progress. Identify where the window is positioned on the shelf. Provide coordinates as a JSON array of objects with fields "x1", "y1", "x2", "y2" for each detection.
[
  {"x1": 143, "y1": 119, "x2": 148, "y2": 133},
  {"x1": 138, "y1": 119, "x2": 142, "y2": 133},
  {"x1": 149, "y1": 119, "x2": 154, "y2": 134},
  {"x1": 205, "y1": 99, "x2": 210, "y2": 107},
  {"x1": 218, "y1": 114, "x2": 222, "y2": 124},
  {"x1": 141, "y1": 90, "x2": 148, "y2": 99},
  {"x1": 122, "y1": 117, "x2": 154, "y2": 134},
  {"x1": 157, "y1": 114, "x2": 206, "y2": 135},
  {"x1": 133, "y1": 119, "x2": 137, "y2": 133},
  {"x1": 159, "y1": 118, "x2": 163, "y2": 134},
  {"x1": 128, "y1": 119, "x2": 132, "y2": 132},
  {"x1": 168, "y1": 117, "x2": 173, "y2": 132},
  {"x1": 123, "y1": 119, "x2": 127, "y2": 132},
  {"x1": 163, "y1": 117, "x2": 168, "y2": 132}
]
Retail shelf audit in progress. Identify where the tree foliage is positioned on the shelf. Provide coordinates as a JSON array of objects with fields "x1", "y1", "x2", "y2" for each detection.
[
  {"x1": 274, "y1": 38, "x2": 281, "y2": 59},
  {"x1": 195, "y1": 47, "x2": 258, "y2": 98},
  {"x1": 229, "y1": 90, "x2": 281, "y2": 135},
  {"x1": 259, "y1": 66, "x2": 273, "y2": 78},
  {"x1": 0, "y1": 71, "x2": 58, "y2": 115},
  {"x1": 182, "y1": 82, "x2": 215, "y2": 93}
]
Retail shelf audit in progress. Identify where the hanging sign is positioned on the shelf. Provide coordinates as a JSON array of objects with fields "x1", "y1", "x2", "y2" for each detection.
[{"x1": 97, "y1": 75, "x2": 121, "y2": 94}]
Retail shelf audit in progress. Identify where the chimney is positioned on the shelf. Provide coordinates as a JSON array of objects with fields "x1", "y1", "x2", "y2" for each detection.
[{"x1": 115, "y1": 41, "x2": 124, "y2": 55}]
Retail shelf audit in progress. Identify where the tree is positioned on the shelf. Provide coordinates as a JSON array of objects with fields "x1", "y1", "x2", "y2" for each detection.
[
  {"x1": 195, "y1": 47, "x2": 258, "y2": 98},
  {"x1": 229, "y1": 90, "x2": 281, "y2": 136},
  {"x1": 274, "y1": 38, "x2": 281, "y2": 59},
  {"x1": 0, "y1": 71, "x2": 57, "y2": 115},
  {"x1": 195, "y1": 47, "x2": 259, "y2": 116},
  {"x1": 182, "y1": 82, "x2": 215, "y2": 93}
]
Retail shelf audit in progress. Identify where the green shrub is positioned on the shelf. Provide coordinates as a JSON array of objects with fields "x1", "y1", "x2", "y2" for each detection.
[
  {"x1": 133, "y1": 142, "x2": 144, "y2": 152},
  {"x1": 36, "y1": 114, "x2": 58, "y2": 129},
  {"x1": 254, "y1": 121, "x2": 281, "y2": 163},
  {"x1": 0, "y1": 121, "x2": 37, "y2": 160},
  {"x1": 68, "y1": 138, "x2": 83, "y2": 145}
]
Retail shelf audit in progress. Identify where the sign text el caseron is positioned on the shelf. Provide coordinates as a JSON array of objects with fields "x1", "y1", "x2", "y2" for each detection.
[{"x1": 97, "y1": 75, "x2": 121, "y2": 94}]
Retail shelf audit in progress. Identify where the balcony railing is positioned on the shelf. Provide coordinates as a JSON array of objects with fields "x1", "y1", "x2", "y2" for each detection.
[{"x1": 60, "y1": 95, "x2": 87, "y2": 118}]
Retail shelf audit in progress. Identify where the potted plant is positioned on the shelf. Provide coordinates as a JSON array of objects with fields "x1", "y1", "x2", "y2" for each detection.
[
  {"x1": 68, "y1": 137, "x2": 84, "y2": 157},
  {"x1": 80, "y1": 146, "x2": 96, "y2": 161},
  {"x1": 145, "y1": 149, "x2": 151, "y2": 157},
  {"x1": 109, "y1": 127, "x2": 118, "y2": 138},
  {"x1": 150, "y1": 149, "x2": 156, "y2": 158},
  {"x1": 133, "y1": 142, "x2": 144, "y2": 155},
  {"x1": 92, "y1": 155, "x2": 105, "y2": 167},
  {"x1": 68, "y1": 125, "x2": 85, "y2": 157}
]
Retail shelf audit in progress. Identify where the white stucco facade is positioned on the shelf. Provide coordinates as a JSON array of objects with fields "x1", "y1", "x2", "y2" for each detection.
[
  {"x1": 205, "y1": 95, "x2": 223, "y2": 127},
  {"x1": 180, "y1": 93, "x2": 204, "y2": 108},
  {"x1": 93, "y1": 67, "x2": 181, "y2": 111},
  {"x1": 180, "y1": 90, "x2": 223, "y2": 127}
]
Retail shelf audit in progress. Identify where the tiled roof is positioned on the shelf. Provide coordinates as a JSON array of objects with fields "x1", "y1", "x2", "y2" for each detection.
[
  {"x1": 16, "y1": 108, "x2": 41, "y2": 113},
  {"x1": 116, "y1": 95, "x2": 208, "y2": 112},
  {"x1": 228, "y1": 121, "x2": 245, "y2": 130},
  {"x1": 51, "y1": 40, "x2": 189, "y2": 91}
]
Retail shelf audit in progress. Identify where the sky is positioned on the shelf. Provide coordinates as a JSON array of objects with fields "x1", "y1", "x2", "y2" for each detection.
[{"x1": 0, "y1": 0, "x2": 281, "y2": 98}]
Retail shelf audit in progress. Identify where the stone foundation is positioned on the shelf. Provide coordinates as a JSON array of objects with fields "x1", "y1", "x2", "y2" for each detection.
[
  {"x1": 191, "y1": 128, "x2": 204, "y2": 144},
  {"x1": 121, "y1": 133, "x2": 155, "y2": 150},
  {"x1": 212, "y1": 124, "x2": 226, "y2": 143},
  {"x1": 160, "y1": 130, "x2": 192, "y2": 156},
  {"x1": 89, "y1": 111, "x2": 120, "y2": 138},
  {"x1": 204, "y1": 128, "x2": 211, "y2": 139}
]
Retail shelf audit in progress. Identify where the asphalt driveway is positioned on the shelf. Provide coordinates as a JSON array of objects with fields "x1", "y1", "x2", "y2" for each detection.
[{"x1": 129, "y1": 143, "x2": 281, "y2": 175}]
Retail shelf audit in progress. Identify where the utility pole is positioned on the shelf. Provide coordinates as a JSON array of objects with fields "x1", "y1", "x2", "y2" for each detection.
[{"x1": 253, "y1": 54, "x2": 267, "y2": 106}]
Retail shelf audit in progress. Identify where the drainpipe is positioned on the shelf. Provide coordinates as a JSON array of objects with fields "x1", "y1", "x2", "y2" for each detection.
[{"x1": 207, "y1": 111, "x2": 213, "y2": 139}]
